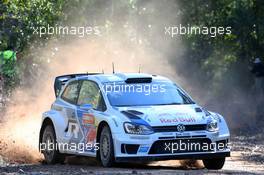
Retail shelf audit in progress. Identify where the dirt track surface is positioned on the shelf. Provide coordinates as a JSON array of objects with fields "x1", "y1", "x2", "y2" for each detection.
[
  {"x1": 1, "y1": 151, "x2": 264, "y2": 175},
  {"x1": 1, "y1": 135, "x2": 264, "y2": 175}
]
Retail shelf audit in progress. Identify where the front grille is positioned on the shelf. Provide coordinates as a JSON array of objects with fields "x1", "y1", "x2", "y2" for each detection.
[
  {"x1": 149, "y1": 138, "x2": 212, "y2": 154},
  {"x1": 152, "y1": 124, "x2": 207, "y2": 132}
]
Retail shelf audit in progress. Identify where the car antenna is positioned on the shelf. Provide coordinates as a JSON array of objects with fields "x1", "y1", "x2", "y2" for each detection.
[
  {"x1": 112, "y1": 62, "x2": 115, "y2": 74},
  {"x1": 138, "y1": 64, "x2": 141, "y2": 73}
]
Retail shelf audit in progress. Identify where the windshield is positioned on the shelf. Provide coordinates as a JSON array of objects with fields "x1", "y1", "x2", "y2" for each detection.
[{"x1": 103, "y1": 82, "x2": 195, "y2": 107}]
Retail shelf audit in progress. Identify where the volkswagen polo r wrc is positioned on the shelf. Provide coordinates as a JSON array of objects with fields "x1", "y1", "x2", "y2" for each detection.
[{"x1": 39, "y1": 73, "x2": 230, "y2": 169}]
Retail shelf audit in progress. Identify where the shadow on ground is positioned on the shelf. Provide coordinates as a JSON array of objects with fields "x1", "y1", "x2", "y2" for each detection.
[{"x1": 0, "y1": 156, "x2": 263, "y2": 175}]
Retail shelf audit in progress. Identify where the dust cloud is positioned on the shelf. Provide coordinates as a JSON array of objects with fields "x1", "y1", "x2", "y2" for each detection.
[
  {"x1": 0, "y1": 0, "x2": 201, "y2": 168},
  {"x1": 0, "y1": 36, "x2": 179, "y2": 163}
]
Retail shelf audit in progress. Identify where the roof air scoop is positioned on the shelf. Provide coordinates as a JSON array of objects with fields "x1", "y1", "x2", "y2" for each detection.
[{"x1": 125, "y1": 77, "x2": 152, "y2": 84}]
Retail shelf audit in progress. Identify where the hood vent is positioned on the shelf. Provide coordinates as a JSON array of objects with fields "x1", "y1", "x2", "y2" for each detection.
[{"x1": 195, "y1": 107, "x2": 203, "y2": 112}]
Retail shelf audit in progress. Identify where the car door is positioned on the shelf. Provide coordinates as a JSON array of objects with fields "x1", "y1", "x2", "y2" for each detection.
[
  {"x1": 76, "y1": 80, "x2": 107, "y2": 155},
  {"x1": 59, "y1": 80, "x2": 83, "y2": 153}
]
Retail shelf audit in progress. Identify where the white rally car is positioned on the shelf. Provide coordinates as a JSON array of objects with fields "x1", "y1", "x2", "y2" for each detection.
[{"x1": 39, "y1": 73, "x2": 230, "y2": 169}]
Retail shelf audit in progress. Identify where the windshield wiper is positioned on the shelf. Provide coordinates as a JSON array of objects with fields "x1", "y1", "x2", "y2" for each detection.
[
  {"x1": 156, "y1": 102, "x2": 182, "y2": 105},
  {"x1": 115, "y1": 105, "x2": 136, "y2": 107}
]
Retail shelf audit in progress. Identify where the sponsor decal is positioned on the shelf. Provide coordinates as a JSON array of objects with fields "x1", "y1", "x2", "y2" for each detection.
[
  {"x1": 157, "y1": 112, "x2": 196, "y2": 123},
  {"x1": 82, "y1": 113, "x2": 95, "y2": 125},
  {"x1": 80, "y1": 112, "x2": 97, "y2": 143},
  {"x1": 66, "y1": 122, "x2": 79, "y2": 139},
  {"x1": 86, "y1": 126, "x2": 97, "y2": 143},
  {"x1": 158, "y1": 112, "x2": 187, "y2": 117},
  {"x1": 160, "y1": 117, "x2": 196, "y2": 123}
]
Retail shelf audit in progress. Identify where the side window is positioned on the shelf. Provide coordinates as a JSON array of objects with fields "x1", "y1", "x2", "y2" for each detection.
[
  {"x1": 61, "y1": 81, "x2": 79, "y2": 104},
  {"x1": 77, "y1": 81, "x2": 106, "y2": 111}
]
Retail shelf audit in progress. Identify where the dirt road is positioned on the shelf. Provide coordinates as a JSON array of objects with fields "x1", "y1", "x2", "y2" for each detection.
[
  {"x1": 1, "y1": 135, "x2": 264, "y2": 175},
  {"x1": 0, "y1": 151, "x2": 264, "y2": 175}
]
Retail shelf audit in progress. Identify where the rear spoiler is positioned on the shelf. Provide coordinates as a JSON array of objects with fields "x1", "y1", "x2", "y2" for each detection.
[{"x1": 54, "y1": 73, "x2": 101, "y2": 97}]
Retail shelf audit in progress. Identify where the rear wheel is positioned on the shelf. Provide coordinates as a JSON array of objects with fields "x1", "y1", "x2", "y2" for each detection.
[
  {"x1": 41, "y1": 125, "x2": 65, "y2": 164},
  {"x1": 203, "y1": 157, "x2": 225, "y2": 170},
  {"x1": 99, "y1": 125, "x2": 115, "y2": 167}
]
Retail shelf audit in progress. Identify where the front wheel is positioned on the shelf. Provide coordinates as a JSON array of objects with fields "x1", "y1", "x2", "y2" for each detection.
[
  {"x1": 202, "y1": 157, "x2": 225, "y2": 170},
  {"x1": 99, "y1": 125, "x2": 115, "y2": 167}
]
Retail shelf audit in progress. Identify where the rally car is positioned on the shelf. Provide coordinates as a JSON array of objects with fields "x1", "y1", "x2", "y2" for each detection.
[{"x1": 39, "y1": 73, "x2": 230, "y2": 169}]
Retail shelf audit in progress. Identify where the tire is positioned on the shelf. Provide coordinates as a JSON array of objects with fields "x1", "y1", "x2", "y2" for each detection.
[
  {"x1": 99, "y1": 125, "x2": 115, "y2": 167},
  {"x1": 203, "y1": 157, "x2": 225, "y2": 170},
  {"x1": 41, "y1": 125, "x2": 65, "y2": 164}
]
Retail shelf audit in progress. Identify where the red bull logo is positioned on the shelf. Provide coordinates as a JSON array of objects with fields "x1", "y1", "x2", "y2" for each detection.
[{"x1": 160, "y1": 117, "x2": 196, "y2": 123}]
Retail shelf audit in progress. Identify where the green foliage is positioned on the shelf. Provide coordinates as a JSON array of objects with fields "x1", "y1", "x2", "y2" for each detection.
[
  {"x1": 0, "y1": 0, "x2": 65, "y2": 51},
  {"x1": 0, "y1": 0, "x2": 65, "y2": 92},
  {"x1": 1, "y1": 59, "x2": 18, "y2": 88},
  {"x1": 0, "y1": 0, "x2": 263, "y2": 101},
  {"x1": 178, "y1": 0, "x2": 264, "y2": 98},
  {"x1": 0, "y1": 50, "x2": 17, "y2": 89}
]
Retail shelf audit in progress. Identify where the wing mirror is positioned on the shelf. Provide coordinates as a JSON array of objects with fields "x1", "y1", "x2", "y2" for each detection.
[{"x1": 80, "y1": 104, "x2": 93, "y2": 111}]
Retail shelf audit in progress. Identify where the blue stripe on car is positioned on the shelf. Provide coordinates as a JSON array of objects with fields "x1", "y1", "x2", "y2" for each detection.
[{"x1": 121, "y1": 110, "x2": 150, "y2": 126}]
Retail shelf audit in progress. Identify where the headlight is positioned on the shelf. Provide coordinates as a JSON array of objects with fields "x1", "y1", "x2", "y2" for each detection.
[
  {"x1": 123, "y1": 122, "x2": 154, "y2": 135},
  {"x1": 207, "y1": 119, "x2": 219, "y2": 132}
]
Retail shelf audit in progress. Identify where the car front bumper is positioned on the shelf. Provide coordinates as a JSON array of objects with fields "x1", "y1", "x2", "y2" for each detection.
[{"x1": 112, "y1": 130, "x2": 230, "y2": 161}]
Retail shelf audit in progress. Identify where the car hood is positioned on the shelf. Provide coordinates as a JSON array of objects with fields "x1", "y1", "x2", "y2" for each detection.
[{"x1": 116, "y1": 104, "x2": 209, "y2": 126}]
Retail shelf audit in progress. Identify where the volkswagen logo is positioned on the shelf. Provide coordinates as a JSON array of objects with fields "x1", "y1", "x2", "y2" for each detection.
[{"x1": 177, "y1": 124, "x2": 186, "y2": 132}]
